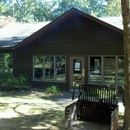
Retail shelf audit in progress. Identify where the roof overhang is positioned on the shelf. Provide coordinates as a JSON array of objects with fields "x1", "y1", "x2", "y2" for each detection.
[{"x1": 0, "y1": 8, "x2": 123, "y2": 50}]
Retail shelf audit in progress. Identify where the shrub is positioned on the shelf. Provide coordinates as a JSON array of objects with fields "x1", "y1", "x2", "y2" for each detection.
[
  {"x1": 0, "y1": 73, "x2": 31, "y2": 91},
  {"x1": 45, "y1": 85, "x2": 61, "y2": 95}
]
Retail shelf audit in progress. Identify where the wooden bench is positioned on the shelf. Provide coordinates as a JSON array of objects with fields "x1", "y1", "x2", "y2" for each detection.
[{"x1": 65, "y1": 85, "x2": 118, "y2": 130}]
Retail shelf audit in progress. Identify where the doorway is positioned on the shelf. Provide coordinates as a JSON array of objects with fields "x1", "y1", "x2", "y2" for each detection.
[{"x1": 70, "y1": 57, "x2": 85, "y2": 90}]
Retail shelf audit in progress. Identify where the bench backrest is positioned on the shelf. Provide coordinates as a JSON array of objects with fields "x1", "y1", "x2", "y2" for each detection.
[
  {"x1": 79, "y1": 85, "x2": 117, "y2": 105},
  {"x1": 77, "y1": 85, "x2": 118, "y2": 119}
]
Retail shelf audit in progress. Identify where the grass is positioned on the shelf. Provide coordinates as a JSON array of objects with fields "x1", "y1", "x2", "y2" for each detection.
[
  {"x1": 45, "y1": 85, "x2": 61, "y2": 95},
  {"x1": 0, "y1": 90, "x2": 65, "y2": 130},
  {"x1": 0, "y1": 89, "x2": 125, "y2": 130},
  {"x1": 0, "y1": 103, "x2": 65, "y2": 130}
]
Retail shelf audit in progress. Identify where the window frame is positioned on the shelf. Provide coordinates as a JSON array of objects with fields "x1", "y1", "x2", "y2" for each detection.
[
  {"x1": 0, "y1": 53, "x2": 13, "y2": 74},
  {"x1": 33, "y1": 55, "x2": 66, "y2": 83},
  {"x1": 33, "y1": 55, "x2": 43, "y2": 81},
  {"x1": 89, "y1": 55, "x2": 124, "y2": 86}
]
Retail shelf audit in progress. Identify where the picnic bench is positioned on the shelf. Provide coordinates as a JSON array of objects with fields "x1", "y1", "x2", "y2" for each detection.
[{"x1": 65, "y1": 84, "x2": 119, "y2": 130}]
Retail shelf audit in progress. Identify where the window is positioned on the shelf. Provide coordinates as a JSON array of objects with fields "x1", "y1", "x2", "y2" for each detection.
[
  {"x1": 90, "y1": 57, "x2": 101, "y2": 84},
  {"x1": 117, "y1": 57, "x2": 124, "y2": 85},
  {"x1": 44, "y1": 56, "x2": 54, "y2": 81},
  {"x1": 103, "y1": 57, "x2": 115, "y2": 84},
  {"x1": 0, "y1": 53, "x2": 13, "y2": 74},
  {"x1": 33, "y1": 56, "x2": 66, "y2": 82},
  {"x1": 33, "y1": 56, "x2": 43, "y2": 80},
  {"x1": 89, "y1": 56, "x2": 124, "y2": 85},
  {"x1": 55, "y1": 56, "x2": 66, "y2": 81}
]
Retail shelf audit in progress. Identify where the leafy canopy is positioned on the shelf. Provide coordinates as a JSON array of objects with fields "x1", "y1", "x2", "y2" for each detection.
[{"x1": 0, "y1": 0, "x2": 121, "y2": 22}]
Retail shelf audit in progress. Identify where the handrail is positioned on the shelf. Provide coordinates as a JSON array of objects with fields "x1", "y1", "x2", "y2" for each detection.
[{"x1": 72, "y1": 80, "x2": 81, "y2": 100}]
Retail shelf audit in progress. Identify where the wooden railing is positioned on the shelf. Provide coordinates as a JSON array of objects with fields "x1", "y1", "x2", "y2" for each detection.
[
  {"x1": 65, "y1": 84, "x2": 119, "y2": 130},
  {"x1": 65, "y1": 102, "x2": 77, "y2": 128},
  {"x1": 77, "y1": 85, "x2": 118, "y2": 124}
]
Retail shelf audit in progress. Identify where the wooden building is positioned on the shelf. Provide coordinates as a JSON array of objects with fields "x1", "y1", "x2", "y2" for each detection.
[{"x1": 0, "y1": 8, "x2": 124, "y2": 90}]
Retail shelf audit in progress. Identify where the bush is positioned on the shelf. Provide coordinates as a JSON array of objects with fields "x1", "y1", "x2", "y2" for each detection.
[
  {"x1": 0, "y1": 73, "x2": 31, "y2": 91},
  {"x1": 45, "y1": 85, "x2": 61, "y2": 95}
]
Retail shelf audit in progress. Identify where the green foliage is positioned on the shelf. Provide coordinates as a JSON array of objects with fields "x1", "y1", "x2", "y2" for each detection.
[
  {"x1": 0, "y1": 73, "x2": 31, "y2": 91},
  {"x1": 0, "y1": 0, "x2": 121, "y2": 22},
  {"x1": 103, "y1": 0, "x2": 121, "y2": 16},
  {"x1": 45, "y1": 85, "x2": 61, "y2": 95}
]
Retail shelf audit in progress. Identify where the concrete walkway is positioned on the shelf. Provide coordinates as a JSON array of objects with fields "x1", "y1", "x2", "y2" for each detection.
[{"x1": 53, "y1": 91, "x2": 78, "y2": 104}]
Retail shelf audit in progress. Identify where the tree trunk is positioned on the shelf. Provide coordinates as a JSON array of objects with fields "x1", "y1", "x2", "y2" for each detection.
[{"x1": 121, "y1": 0, "x2": 130, "y2": 129}]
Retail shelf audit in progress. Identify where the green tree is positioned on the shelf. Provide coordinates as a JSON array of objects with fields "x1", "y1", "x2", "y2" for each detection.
[
  {"x1": 52, "y1": 0, "x2": 108, "y2": 17},
  {"x1": 0, "y1": 0, "x2": 55, "y2": 22},
  {"x1": 53, "y1": 0, "x2": 121, "y2": 17},
  {"x1": 0, "y1": 0, "x2": 121, "y2": 22},
  {"x1": 104, "y1": 0, "x2": 121, "y2": 16},
  {"x1": 0, "y1": 2, "x2": 7, "y2": 14}
]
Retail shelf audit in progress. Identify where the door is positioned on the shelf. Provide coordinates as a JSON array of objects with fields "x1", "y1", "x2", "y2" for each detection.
[{"x1": 70, "y1": 57, "x2": 85, "y2": 90}]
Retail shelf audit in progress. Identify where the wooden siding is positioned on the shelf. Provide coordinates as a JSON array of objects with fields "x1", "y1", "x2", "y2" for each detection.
[{"x1": 13, "y1": 13, "x2": 123, "y2": 90}]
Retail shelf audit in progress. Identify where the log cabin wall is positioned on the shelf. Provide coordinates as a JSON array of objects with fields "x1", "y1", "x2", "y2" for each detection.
[{"x1": 11, "y1": 13, "x2": 123, "y2": 90}]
